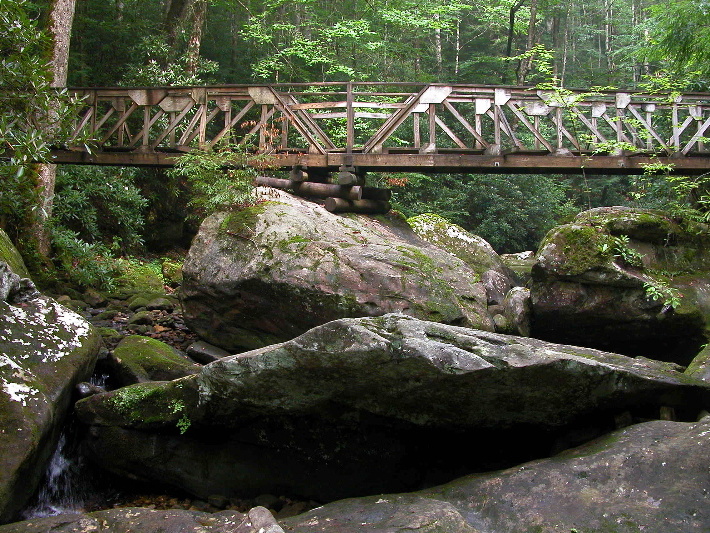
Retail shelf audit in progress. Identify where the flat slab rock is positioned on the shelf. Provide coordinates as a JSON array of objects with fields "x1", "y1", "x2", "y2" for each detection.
[
  {"x1": 0, "y1": 506, "x2": 283, "y2": 533},
  {"x1": 283, "y1": 418, "x2": 710, "y2": 533},
  {"x1": 78, "y1": 314, "x2": 710, "y2": 432}
]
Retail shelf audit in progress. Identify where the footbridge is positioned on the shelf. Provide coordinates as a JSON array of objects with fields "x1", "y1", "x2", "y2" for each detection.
[{"x1": 50, "y1": 82, "x2": 710, "y2": 175}]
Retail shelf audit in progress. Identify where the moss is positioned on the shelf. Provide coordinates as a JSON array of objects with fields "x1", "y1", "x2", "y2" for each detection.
[
  {"x1": 0, "y1": 228, "x2": 30, "y2": 279},
  {"x1": 218, "y1": 203, "x2": 269, "y2": 238},
  {"x1": 112, "y1": 260, "x2": 165, "y2": 295},
  {"x1": 105, "y1": 380, "x2": 196, "y2": 428},
  {"x1": 277, "y1": 235, "x2": 311, "y2": 253},
  {"x1": 546, "y1": 225, "x2": 610, "y2": 275}
]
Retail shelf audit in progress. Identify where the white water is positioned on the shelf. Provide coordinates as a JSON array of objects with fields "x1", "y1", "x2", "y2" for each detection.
[
  {"x1": 22, "y1": 374, "x2": 110, "y2": 519},
  {"x1": 22, "y1": 430, "x2": 86, "y2": 518}
]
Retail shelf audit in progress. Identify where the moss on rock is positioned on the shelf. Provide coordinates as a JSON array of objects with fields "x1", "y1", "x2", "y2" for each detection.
[
  {"x1": 109, "y1": 335, "x2": 200, "y2": 385},
  {"x1": 0, "y1": 229, "x2": 30, "y2": 279}
]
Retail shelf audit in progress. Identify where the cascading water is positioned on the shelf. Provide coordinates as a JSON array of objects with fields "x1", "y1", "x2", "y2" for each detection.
[
  {"x1": 22, "y1": 373, "x2": 110, "y2": 519},
  {"x1": 22, "y1": 428, "x2": 86, "y2": 518}
]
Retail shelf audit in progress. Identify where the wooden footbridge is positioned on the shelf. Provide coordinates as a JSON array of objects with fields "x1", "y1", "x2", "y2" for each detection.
[{"x1": 50, "y1": 82, "x2": 710, "y2": 175}]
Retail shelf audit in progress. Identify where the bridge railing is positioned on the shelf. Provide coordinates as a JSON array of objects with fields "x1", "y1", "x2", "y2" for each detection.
[{"x1": 65, "y1": 83, "x2": 710, "y2": 162}]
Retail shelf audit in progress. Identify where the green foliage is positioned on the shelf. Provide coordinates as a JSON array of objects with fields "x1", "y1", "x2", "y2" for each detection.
[
  {"x1": 51, "y1": 227, "x2": 118, "y2": 290},
  {"x1": 52, "y1": 166, "x2": 147, "y2": 253},
  {"x1": 391, "y1": 172, "x2": 575, "y2": 253},
  {"x1": 0, "y1": 0, "x2": 85, "y2": 240},
  {"x1": 121, "y1": 35, "x2": 218, "y2": 86},
  {"x1": 643, "y1": 280, "x2": 683, "y2": 309},
  {"x1": 609, "y1": 235, "x2": 644, "y2": 269},
  {"x1": 168, "y1": 142, "x2": 259, "y2": 220},
  {"x1": 644, "y1": 0, "x2": 710, "y2": 83}
]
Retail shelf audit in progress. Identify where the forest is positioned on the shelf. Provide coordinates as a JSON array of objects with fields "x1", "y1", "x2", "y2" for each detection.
[{"x1": 1, "y1": 0, "x2": 710, "y2": 287}]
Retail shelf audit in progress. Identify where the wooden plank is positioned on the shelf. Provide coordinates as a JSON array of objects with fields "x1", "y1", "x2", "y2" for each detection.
[
  {"x1": 626, "y1": 105, "x2": 670, "y2": 152},
  {"x1": 184, "y1": 106, "x2": 222, "y2": 146},
  {"x1": 570, "y1": 107, "x2": 608, "y2": 144},
  {"x1": 434, "y1": 116, "x2": 468, "y2": 149},
  {"x1": 682, "y1": 115, "x2": 710, "y2": 154},
  {"x1": 346, "y1": 82, "x2": 354, "y2": 153},
  {"x1": 506, "y1": 102, "x2": 554, "y2": 152},
  {"x1": 150, "y1": 101, "x2": 195, "y2": 148},
  {"x1": 363, "y1": 88, "x2": 426, "y2": 153},
  {"x1": 288, "y1": 101, "x2": 405, "y2": 110},
  {"x1": 442, "y1": 100, "x2": 490, "y2": 148},
  {"x1": 210, "y1": 101, "x2": 255, "y2": 146},
  {"x1": 69, "y1": 107, "x2": 94, "y2": 141},
  {"x1": 100, "y1": 102, "x2": 139, "y2": 144}
]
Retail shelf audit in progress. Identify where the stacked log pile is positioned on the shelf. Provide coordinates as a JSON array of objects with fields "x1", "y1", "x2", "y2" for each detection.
[{"x1": 255, "y1": 176, "x2": 392, "y2": 214}]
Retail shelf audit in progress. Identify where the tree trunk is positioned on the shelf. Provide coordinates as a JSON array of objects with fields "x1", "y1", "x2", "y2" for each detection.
[
  {"x1": 186, "y1": 0, "x2": 208, "y2": 76},
  {"x1": 164, "y1": 0, "x2": 194, "y2": 48},
  {"x1": 504, "y1": 0, "x2": 526, "y2": 84},
  {"x1": 517, "y1": 0, "x2": 538, "y2": 85},
  {"x1": 32, "y1": 0, "x2": 76, "y2": 258}
]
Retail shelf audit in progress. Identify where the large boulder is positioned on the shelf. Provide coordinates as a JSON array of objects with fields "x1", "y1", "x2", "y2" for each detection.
[
  {"x1": 282, "y1": 417, "x2": 710, "y2": 533},
  {"x1": 75, "y1": 314, "x2": 710, "y2": 503},
  {"x1": 0, "y1": 267, "x2": 101, "y2": 523},
  {"x1": 108, "y1": 335, "x2": 200, "y2": 386},
  {"x1": 531, "y1": 206, "x2": 710, "y2": 362},
  {"x1": 0, "y1": 506, "x2": 283, "y2": 533},
  {"x1": 181, "y1": 190, "x2": 493, "y2": 352}
]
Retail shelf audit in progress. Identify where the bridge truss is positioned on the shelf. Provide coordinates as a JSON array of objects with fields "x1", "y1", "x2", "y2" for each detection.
[{"x1": 50, "y1": 83, "x2": 710, "y2": 175}]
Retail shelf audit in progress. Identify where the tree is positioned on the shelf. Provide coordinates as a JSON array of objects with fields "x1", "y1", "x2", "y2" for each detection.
[
  {"x1": 0, "y1": 0, "x2": 75, "y2": 249},
  {"x1": 645, "y1": 0, "x2": 710, "y2": 83},
  {"x1": 32, "y1": 0, "x2": 77, "y2": 258}
]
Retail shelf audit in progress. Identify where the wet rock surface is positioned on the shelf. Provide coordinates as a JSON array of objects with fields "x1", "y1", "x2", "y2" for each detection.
[
  {"x1": 283, "y1": 417, "x2": 710, "y2": 533},
  {"x1": 0, "y1": 506, "x2": 284, "y2": 533}
]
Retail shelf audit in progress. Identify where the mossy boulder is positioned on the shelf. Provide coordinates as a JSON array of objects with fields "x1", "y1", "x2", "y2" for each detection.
[
  {"x1": 531, "y1": 206, "x2": 710, "y2": 362},
  {"x1": 112, "y1": 260, "x2": 165, "y2": 296},
  {"x1": 108, "y1": 335, "x2": 200, "y2": 386},
  {"x1": 686, "y1": 344, "x2": 710, "y2": 383},
  {"x1": 161, "y1": 260, "x2": 184, "y2": 287},
  {"x1": 74, "y1": 315, "x2": 709, "y2": 503},
  {"x1": 0, "y1": 294, "x2": 101, "y2": 523},
  {"x1": 0, "y1": 230, "x2": 29, "y2": 280},
  {"x1": 181, "y1": 190, "x2": 493, "y2": 351}
]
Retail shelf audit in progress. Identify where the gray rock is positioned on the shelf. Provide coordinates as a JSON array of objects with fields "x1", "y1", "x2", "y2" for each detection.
[
  {"x1": 146, "y1": 297, "x2": 175, "y2": 311},
  {"x1": 0, "y1": 262, "x2": 38, "y2": 304},
  {"x1": 75, "y1": 315, "x2": 710, "y2": 503},
  {"x1": 181, "y1": 189, "x2": 493, "y2": 352},
  {"x1": 187, "y1": 340, "x2": 231, "y2": 364},
  {"x1": 503, "y1": 286, "x2": 531, "y2": 337},
  {"x1": 127, "y1": 310, "x2": 154, "y2": 326},
  {"x1": 0, "y1": 294, "x2": 101, "y2": 522},
  {"x1": 0, "y1": 506, "x2": 283, "y2": 533},
  {"x1": 686, "y1": 344, "x2": 710, "y2": 383},
  {"x1": 481, "y1": 268, "x2": 514, "y2": 305},
  {"x1": 407, "y1": 213, "x2": 510, "y2": 278},
  {"x1": 282, "y1": 418, "x2": 710, "y2": 533}
]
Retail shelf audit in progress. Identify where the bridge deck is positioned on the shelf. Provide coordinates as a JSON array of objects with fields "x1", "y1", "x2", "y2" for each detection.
[{"x1": 49, "y1": 83, "x2": 710, "y2": 174}]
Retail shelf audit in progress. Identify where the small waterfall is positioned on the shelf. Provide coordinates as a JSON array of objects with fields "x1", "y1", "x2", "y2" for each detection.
[
  {"x1": 22, "y1": 373, "x2": 110, "y2": 519},
  {"x1": 22, "y1": 425, "x2": 88, "y2": 518}
]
